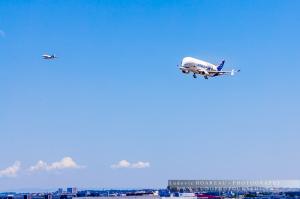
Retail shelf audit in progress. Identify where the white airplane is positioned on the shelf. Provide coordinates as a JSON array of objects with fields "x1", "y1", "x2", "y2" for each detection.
[
  {"x1": 179, "y1": 57, "x2": 240, "y2": 79},
  {"x1": 42, "y1": 54, "x2": 57, "y2": 60}
]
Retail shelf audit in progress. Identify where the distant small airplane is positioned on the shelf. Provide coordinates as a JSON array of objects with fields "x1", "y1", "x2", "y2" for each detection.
[
  {"x1": 179, "y1": 57, "x2": 240, "y2": 79},
  {"x1": 42, "y1": 54, "x2": 57, "y2": 60}
]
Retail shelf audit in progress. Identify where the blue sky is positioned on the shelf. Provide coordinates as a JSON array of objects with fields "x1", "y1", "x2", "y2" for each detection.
[{"x1": 0, "y1": 0, "x2": 300, "y2": 191}]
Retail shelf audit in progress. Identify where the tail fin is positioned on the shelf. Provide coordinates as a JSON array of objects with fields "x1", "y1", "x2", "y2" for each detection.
[{"x1": 217, "y1": 60, "x2": 225, "y2": 71}]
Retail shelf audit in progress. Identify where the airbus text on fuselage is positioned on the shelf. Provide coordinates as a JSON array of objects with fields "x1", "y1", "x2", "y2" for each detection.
[{"x1": 179, "y1": 57, "x2": 240, "y2": 79}]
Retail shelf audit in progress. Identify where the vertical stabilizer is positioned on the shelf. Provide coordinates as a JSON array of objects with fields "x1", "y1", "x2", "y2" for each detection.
[{"x1": 217, "y1": 60, "x2": 225, "y2": 71}]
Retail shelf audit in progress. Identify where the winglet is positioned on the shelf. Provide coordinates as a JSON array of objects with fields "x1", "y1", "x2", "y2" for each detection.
[
  {"x1": 231, "y1": 69, "x2": 235, "y2": 76},
  {"x1": 231, "y1": 69, "x2": 240, "y2": 76}
]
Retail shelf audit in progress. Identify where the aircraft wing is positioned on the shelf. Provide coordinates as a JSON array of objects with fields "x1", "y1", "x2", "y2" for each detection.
[
  {"x1": 208, "y1": 69, "x2": 240, "y2": 76},
  {"x1": 208, "y1": 71, "x2": 230, "y2": 74}
]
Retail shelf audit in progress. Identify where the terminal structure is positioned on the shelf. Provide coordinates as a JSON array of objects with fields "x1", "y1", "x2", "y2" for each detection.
[{"x1": 168, "y1": 180, "x2": 300, "y2": 192}]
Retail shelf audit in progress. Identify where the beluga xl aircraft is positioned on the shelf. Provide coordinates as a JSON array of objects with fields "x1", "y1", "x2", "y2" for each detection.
[
  {"x1": 179, "y1": 57, "x2": 240, "y2": 79},
  {"x1": 42, "y1": 54, "x2": 57, "y2": 60}
]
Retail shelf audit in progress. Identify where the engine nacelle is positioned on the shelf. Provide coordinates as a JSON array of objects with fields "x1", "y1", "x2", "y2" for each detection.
[{"x1": 182, "y1": 70, "x2": 189, "y2": 74}]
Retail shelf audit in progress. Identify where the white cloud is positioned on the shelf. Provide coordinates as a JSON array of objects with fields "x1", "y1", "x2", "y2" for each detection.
[
  {"x1": 111, "y1": 160, "x2": 150, "y2": 169},
  {"x1": 0, "y1": 161, "x2": 21, "y2": 177},
  {"x1": 0, "y1": 30, "x2": 5, "y2": 38},
  {"x1": 131, "y1": 161, "x2": 150, "y2": 169},
  {"x1": 29, "y1": 157, "x2": 84, "y2": 172},
  {"x1": 111, "y1": 160, "x2": 131, "y2": 169}
]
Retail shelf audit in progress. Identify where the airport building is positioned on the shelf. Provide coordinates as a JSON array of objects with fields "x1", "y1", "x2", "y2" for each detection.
[{"x1": 168, "y1": 180, "x2": 300, "y2": 192}]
